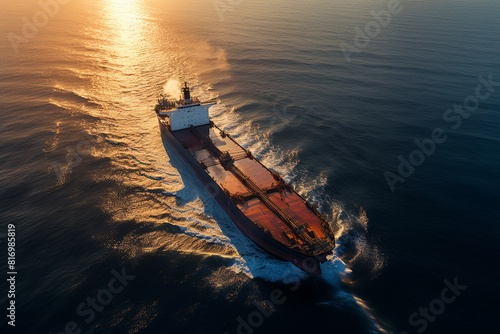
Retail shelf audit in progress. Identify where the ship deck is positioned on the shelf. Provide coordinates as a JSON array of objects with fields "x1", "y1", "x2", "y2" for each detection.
[{"x1": 170, "y1": 122, "x2": 335, "y2": 257}]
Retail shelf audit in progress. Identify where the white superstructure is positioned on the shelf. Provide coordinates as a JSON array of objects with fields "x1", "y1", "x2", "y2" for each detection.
[{"x1": 156, "y1": 83, "x2": 216, "y2": 131}]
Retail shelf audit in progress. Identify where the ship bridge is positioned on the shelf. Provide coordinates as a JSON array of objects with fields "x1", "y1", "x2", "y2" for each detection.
[{"x1": 156, "y1": 83, "x2": 216, "y2": 131}]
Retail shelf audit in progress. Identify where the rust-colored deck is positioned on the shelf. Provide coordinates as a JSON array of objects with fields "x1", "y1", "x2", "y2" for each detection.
[{"x1": 172, "y1": 123, "x2": 335, "y2": 257}]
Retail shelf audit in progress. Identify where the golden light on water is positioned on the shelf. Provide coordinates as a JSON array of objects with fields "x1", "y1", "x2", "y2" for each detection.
[
  {"x1": 102, "y1": 0, "x2": 145, "y2": 58},
  {"x1": 105, "y1": 0, "x2": 142, "y2": 30}
]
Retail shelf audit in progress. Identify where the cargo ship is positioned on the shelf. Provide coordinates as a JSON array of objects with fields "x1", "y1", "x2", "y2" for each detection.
[{"x1": 155, "y1": 83, "x2": 335, "y2": 275}]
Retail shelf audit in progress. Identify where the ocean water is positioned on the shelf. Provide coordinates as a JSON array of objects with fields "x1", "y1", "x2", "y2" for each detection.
[{"x1": 1, "y1": 0, "x2": 499, "y2": 333}]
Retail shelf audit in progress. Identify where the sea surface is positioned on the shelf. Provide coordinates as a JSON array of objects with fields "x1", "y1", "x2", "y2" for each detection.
[{"x1": 1, "y1": 0, "x2": 499, "y2": 333}]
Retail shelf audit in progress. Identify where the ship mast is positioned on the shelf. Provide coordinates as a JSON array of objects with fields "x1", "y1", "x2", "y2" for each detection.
[{"x1": 182, "y1": 82, "x2": 191, "y2": 104}]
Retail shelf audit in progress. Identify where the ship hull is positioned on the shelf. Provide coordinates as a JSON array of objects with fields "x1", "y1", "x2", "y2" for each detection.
[{"x1": 158, "y1": 119, "x2": 324, "y2": 275}]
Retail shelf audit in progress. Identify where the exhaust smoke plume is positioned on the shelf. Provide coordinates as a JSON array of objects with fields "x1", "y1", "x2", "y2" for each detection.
[{"x1": 163, "y1": 79, "x2": 181, "y2": 98}]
